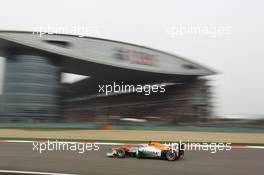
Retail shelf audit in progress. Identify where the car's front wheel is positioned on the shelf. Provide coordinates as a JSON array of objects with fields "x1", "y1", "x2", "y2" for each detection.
[{"x1": 116, "y1": 149, "x2": 126, "y2": 158}]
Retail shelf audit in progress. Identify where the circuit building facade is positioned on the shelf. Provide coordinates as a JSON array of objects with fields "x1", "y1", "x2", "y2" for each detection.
[{"x1": 0, "y1": 31, "x2": 215, "y2": 123}]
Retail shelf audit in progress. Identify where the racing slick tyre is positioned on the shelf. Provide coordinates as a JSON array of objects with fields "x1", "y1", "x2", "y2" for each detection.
[
  {"x1": 165, "y1": 150, "x2": 179, "y2": 161},
  {"x1": 116, "y1": 149, "x2": 126, "y2": 158}
]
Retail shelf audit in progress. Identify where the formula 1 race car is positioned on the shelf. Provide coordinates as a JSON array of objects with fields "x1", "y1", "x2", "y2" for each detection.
[{"x1": 106, "y1": 141, "x2": 185, "y2": 161}]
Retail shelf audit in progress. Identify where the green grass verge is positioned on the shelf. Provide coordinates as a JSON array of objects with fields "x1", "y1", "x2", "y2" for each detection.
[{"x1": 1, "y1": 137, "x2": 264, "y2": 146}]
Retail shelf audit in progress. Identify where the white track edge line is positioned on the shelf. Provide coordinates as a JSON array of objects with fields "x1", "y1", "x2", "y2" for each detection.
[
  {"x1": 1, "y1": 140, "x2": 264, "y2": 149},
  {"x1": 0, "y1": 169, "x2": 78, "y2": 175}
]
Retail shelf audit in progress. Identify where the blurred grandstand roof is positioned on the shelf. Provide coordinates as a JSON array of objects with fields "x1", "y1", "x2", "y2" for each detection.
[{"x1": 0, "y1": 30, "x2": 215, "y2": 83}]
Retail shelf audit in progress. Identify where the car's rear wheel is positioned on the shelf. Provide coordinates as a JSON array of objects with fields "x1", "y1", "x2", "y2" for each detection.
[
  {"x1": 165, "y1": 150, "x2": 178, "y2": 161},
  {"x1": 116, "y1": 149, "x2": 126, "y2": 158}
]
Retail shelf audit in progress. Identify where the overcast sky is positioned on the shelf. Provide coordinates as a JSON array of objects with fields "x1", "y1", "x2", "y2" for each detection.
[{"x1": 0, "y1": 0, "x2": 263, "y2": 117}]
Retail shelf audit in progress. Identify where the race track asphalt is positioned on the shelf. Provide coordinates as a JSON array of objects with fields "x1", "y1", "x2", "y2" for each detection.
[{"x1": 0, "y1": 142, "x2": 263, "y2": 175}]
